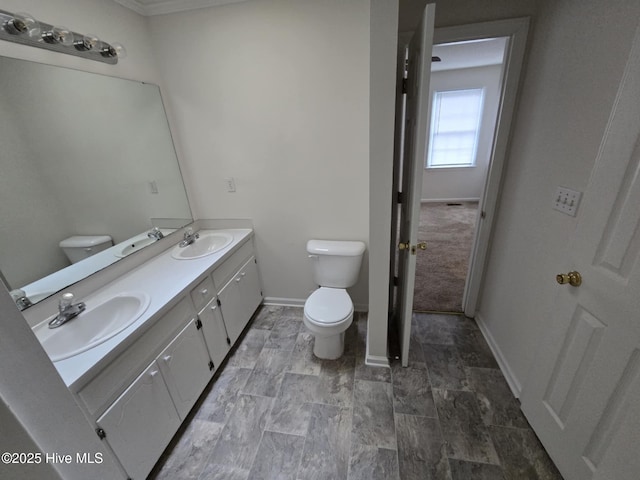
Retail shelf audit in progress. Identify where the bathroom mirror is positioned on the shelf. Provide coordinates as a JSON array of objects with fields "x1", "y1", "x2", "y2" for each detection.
[{"x1": 0, "y1": 55, "x2": 192, "y2": 307}]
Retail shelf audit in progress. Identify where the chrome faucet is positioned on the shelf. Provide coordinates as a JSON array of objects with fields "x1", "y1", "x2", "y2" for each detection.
[
  {"x1": 179, "y1": 228, "x2": 199, "y2": 247},
  {"x1": 147, "y1": 227, "x2": 164, "y2": 241},
  {"x1": 10, "y1": 289, "x2": 32, "y2": 311},
  {"x1": 48, "y1": 293, "x2": 86, "y2": 328}
]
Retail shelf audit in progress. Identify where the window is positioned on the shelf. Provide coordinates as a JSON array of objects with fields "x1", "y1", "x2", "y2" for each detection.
[{"x1": 426, "y1": 88, "x2": 484, "y2": 168}]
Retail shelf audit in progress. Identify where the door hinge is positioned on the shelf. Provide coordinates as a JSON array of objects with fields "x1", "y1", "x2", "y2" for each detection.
[
  {"x1": 393, "y1": 276, "x2": 399, "y2": 286},
  {"x1": 208, "y1": 361, "x2": 214, "y2": 371},
  {"x1": 226, "y1": 337, "x2": 231, "y2": 345},
  {"x1": 397, "y1": 191, "x2": 403, "y2": 204},
  {"x1": 217, "y1": 298, "x2": 221, "y2": 307},
  {"x1": 254, "y1": 258, "x2": 257, "y2": 264},
  {"x1": 96, "y1": 428, "x2": 106, "y2": 440},
  {"x1": 402, "y1": 78, "x2": 407, "y2": 94},
  {"x1": 195, "y1": 319, "x2": 203, "y2": 330},
  {"x1": 480, "y1": 210, "x2": 486, "y2": 219}
]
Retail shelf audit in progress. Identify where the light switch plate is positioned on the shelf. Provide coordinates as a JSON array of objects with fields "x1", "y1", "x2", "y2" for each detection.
[
  {"x1": 553, "y1": 186, "x2": 581, "y2": 216},
  {"x1": 225, "y1": 177, "x2": 236, "y2": 193}
]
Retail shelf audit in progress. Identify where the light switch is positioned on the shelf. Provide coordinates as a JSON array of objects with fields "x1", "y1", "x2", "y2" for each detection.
[
  {"x1": 553, "y1": 186, "x2": 581, "y2": 216},
  {"x1": 149, "y1": 180, "x2": 159, "y2": 194},
  {"x1": 225, "y1": 177, "x2": 236, "y2": 193}
]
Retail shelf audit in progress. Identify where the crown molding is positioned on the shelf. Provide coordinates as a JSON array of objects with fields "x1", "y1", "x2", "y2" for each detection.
[{"x1": 114, "y1": 0, "x2": 247, "y2": 16}]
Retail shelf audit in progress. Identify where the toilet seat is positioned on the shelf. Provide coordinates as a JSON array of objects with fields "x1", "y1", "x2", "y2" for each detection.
[{"x1": 304, "y1": 287, "x2": 353, "y2": 325}]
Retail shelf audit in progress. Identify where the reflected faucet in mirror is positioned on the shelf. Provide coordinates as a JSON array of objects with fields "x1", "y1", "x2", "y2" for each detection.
[
  {"x1": 147, "y1": 227, "x2": 164, "y2": 241},
  {"x1": 10, "y1": 289, "x2": 33, "y2": 311}
]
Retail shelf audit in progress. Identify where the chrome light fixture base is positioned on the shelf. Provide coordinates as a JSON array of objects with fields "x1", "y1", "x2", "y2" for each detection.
[{"x1": 0, "y1": 9, "x2": 123, "y2": 65}]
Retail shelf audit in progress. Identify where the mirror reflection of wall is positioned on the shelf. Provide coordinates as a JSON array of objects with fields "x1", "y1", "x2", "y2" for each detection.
[{"x1": 0, "y1": 56, "x2": 192, "y2": 303}]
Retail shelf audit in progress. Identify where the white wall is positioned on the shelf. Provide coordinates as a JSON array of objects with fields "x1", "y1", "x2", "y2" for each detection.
[
  {"x1": 421, "y1": 64, "x2": 502, "y2": 202},
  {"x1": 148, "y1": 0, "x2": 371, "y2": 307},
  {"x1": 476, "y1": 0, "x2": 640, "y2": 393}
]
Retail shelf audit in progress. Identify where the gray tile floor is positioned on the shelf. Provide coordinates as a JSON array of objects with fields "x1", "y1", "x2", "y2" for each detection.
[{"x1": 149, "y1": 307, "x2": 563, "y2": 480}]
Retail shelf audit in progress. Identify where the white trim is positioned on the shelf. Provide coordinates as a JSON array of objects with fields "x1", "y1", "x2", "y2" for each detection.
[
  {"x1": 475, "y1": 313, "x2": 522, "y2": 397},
  {"x1": 365, "y1": 337, "x2": 390, "y2": 368},
  {"x1": 262, "y1": 297, "x2": 305, "y2": 308},
  {"x1": 421, "y1": 197, "x2": 480, "y2": 203},
  {"x1": 262, "y1": 297, "x2": 369, "y2": 313},
  {"x1": 113, "y1": 0, "x2": 247, "y2": 16}
]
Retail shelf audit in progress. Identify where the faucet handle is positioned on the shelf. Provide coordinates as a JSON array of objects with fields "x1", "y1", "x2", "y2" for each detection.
[{"x1": 59, "y1": 292, "x2": 74, "y2": 312}]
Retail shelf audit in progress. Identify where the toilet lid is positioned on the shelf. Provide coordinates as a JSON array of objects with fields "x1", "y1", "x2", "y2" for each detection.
[{"x1": 305, "y1": 288, "x2": 353, "y2": 325}]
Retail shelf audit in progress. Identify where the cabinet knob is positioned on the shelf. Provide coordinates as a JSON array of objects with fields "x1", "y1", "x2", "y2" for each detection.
[
  {"x1": 163, "y1": 355, "x2": 172, "y2": 363},
  {"x1": 211, "y1": 305, "x2": 217, "y2": 311},
  {"x1": 149, "y1": 370, "x2": 159, "y2": 378},
  {"x1": 241, "y1": 272, "x2": 246, "y2": 277},
  {"x1": 236, "y1": 278, "x2": 241, "y2": 283},
  {"x1": 200, "y1": 288, "x2": 208, "y2": 296}
]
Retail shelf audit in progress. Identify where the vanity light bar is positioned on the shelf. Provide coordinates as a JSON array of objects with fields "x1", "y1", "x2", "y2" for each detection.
[{"x1": 0, "y1": 10, "x2": 125, "y2": 65}]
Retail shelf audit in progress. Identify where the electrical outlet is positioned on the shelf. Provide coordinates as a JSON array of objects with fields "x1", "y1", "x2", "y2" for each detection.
[
  {"x1": 225, "y1": 177, "x2": 236, "y2": 193},
  {"x1": 553, "y1": 186, "x2": 581, "y2": 216}
]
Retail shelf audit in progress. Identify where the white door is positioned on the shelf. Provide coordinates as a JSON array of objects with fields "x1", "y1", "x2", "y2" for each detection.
[
  {"x1": 396, "y1": 3, "x2": 435, "y2": 366},
  {"x1": 520, "y1": 23, "x2": 640, "y2": 480}
]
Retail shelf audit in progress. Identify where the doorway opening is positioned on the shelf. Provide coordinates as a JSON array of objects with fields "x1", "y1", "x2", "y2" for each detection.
[{"x1": 413, "y1": 37, "x2": 508, "y2": 313}]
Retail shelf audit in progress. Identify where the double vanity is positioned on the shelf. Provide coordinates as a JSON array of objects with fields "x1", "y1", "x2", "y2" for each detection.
[{"x1": 30, "y1": 227, "x2": 263, "y2": 480}]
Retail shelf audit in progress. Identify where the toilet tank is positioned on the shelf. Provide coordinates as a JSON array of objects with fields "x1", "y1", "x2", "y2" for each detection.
[
  {"x1": 59, "y1": 235, "x2": 113, "y2": 264},
  {"x1": 307, "y1": 239, "x2": 366, "y2": 288}
]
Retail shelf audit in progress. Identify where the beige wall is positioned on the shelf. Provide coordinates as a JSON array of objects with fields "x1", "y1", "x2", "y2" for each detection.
[{"x1": 148, "y1": 0, "x2": 371, "y2": 308}]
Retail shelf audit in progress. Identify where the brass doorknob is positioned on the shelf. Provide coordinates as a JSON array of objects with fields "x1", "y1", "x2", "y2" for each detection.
[
  {"x1": 556, "y1": 271, "x2": 582, "y2": 287},
  {"x1": 398, "y1": 242, "x2": 410, "y2": 250}
]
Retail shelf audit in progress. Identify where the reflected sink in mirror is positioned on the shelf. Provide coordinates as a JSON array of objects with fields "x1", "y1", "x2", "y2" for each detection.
[
  {"x1": 171, "y1": 232, "x2": 234, "y2": 260},
  {"x1": 114, "y1": 237, "x2": 156, "y2": 258},
  {"x1": 33, "y1": 292, "x2": 151, "y2": 362}
]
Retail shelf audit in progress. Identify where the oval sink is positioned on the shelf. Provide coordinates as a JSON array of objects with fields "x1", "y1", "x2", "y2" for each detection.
[
  {"x1": 171, "y1": 232, "x2": 233, "y2": 260},
  {"x1": 114, "y1": 236, "x2": 156, "y2": 258},
  {"x1": 33, "y1": 292, "x2": 150, "y2": 362}
]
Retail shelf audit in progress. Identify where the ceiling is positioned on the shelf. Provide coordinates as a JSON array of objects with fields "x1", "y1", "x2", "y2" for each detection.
[
  {"x1": 113, "y1": 0, "x2": 246, "y2": 16},
  {"x1": 432, "y1": 37, "x2": 508, "y2": 71}
]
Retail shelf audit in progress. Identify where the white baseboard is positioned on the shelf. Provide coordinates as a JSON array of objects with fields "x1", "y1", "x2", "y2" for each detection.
[
  {"x1": 421, "y1": 197, "x2": 480, "y2": 203},
  {"x1": 263, "y1": 297, "x2": 369, "y2": 313},
  {"x1": 262, "y1": 297, "x2": 305, "y2": 307},
  {"x1": 475, "y1": 313, "x2": 523, "y2": 398}
]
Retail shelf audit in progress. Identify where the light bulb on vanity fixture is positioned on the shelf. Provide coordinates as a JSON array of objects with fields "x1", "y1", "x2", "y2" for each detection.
[
  {"x1": 42, "y1": 25, "x2": 75, "y2": 46},
  {"x1": 3, "y1": 12, "x2": 41, "y2": 38},
  {"x1": 0, "y1": 8, "x2": 125, "y2": 65}
]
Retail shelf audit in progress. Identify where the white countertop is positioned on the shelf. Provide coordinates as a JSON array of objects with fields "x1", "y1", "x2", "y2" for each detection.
[{"x1": 33, "y1": 228, "x2": 253, "y2": 390}]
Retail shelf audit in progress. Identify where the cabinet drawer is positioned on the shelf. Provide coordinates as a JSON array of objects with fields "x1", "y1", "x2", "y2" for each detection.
[
  {"x1": 212, "y1": 240, "x2": 253, "y2": 291},
  {"x1": 78, "y1": 296, "x2": 195, "y2": 417},
  {"x1": 190, "y1": 275, "x2": 215, "y2": 312}
]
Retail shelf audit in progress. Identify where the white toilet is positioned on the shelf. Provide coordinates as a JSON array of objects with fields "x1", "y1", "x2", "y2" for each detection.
[
  {"x1": 304, "y1": 239, "x2": 366, "y2": 360},
  {"x1": 59, "y1": 235, "x2": 113, "y2": 264}
]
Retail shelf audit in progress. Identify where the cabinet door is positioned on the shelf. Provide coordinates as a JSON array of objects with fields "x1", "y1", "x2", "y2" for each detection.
[
  {"x1": 97, "y1": 361, "x2": 180, "y2": 480},
  {"x1": 157, "y1": 318, "x2": 213, "y2": 420},
  {"x1": 238, "y1": 257, "x2": 263, "y2": 319},
  {"x1": 199, "y1": 297, "x2": 231, "y2": 370},
  {"x1": 218, "y1": 256, "x2": 263, "y2": 345},
  {"x1": 217, "y1": 272, "x2": 245, "y2": 345}
]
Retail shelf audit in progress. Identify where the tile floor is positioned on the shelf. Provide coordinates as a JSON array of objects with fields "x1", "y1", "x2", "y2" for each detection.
[{"x1": 149, "y1": 306, "x2": 563, "y2": 480}]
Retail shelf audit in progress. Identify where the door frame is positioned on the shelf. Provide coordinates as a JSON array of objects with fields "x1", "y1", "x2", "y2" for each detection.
[{"x1": 439, "y1": 18, "x2": 530, "y2": 317}]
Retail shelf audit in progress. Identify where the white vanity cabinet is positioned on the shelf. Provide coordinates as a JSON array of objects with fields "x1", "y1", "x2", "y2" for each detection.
[
  {"x1": 68, "y1": 231, "x2": 262, "y2": 480},
  {"x1": 217, "y1": 256, "x2": 263, "y2": 344},
  {"x1": 96, "y1": 361, "x2": 180, "y2": 480}
]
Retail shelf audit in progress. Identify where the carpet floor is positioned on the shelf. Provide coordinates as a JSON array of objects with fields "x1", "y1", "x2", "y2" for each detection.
[{"x1": 413, "y1": 202, "x2": 479, "y2": 313}]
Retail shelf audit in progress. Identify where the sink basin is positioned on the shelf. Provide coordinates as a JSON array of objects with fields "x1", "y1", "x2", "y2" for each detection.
[
  {"x1": 33, "y1": 292, "x2": 151, "y2": 362},
  {"x1": 171, "y1": 231, "x2": 233, "y2": 260},
  {"x1": 114, "y1": 236, "x2": 156, "y2": 258}
]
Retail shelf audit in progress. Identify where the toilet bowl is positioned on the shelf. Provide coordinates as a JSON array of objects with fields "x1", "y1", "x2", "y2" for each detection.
[
  {"x1": 304, "y1": 287, "x2": 354, "y2": 359},
  {"x1": 304, "y1": 239, "x2": 365, "y2": 360}
]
